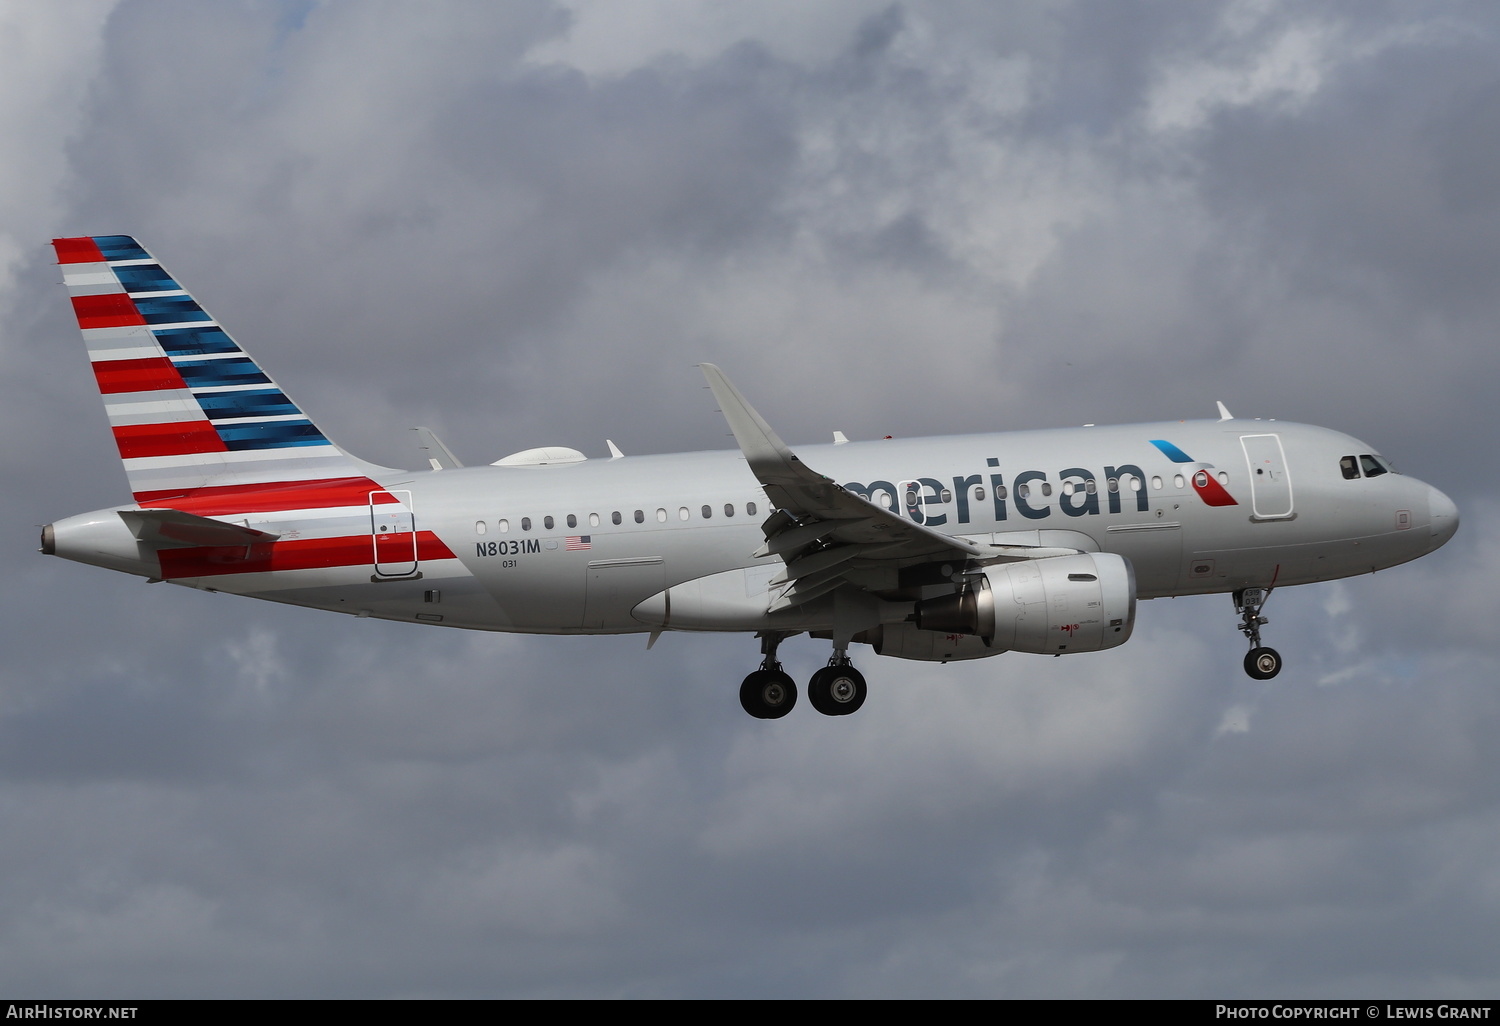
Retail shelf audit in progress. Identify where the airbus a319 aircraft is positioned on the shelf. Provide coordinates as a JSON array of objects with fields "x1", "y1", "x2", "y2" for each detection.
[{"x1": 42, "y1": 236, "x2": 1459, "y2": 719}]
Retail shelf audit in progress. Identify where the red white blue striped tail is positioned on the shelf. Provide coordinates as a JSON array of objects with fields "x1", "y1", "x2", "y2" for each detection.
[{"x1": 54, "y1": 235, "x2": 370, "y2": 503}]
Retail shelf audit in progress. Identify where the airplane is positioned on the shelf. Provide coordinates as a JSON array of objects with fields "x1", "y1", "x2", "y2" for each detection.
[{"x1": 41, "y1": 235, "x2": 1460, "y2": 719}]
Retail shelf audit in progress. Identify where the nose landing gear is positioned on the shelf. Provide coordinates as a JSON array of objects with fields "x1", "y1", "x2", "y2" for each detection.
[{"x1": 1235, "y1": 587, "x2": 1282, "y2": 680}]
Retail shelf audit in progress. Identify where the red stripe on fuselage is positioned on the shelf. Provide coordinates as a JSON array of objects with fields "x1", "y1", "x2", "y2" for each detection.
[
  {"x1": 1192, "y1": 475, "x2": 1239, "y2": 507},
  {"x1": 72, "y1": 293, "x2": 145, "y2": 330},
  {"x1": 113, "y1": 421, "x2": 227, "y2": 459},
  {"x1": 53, "y1": 237, "x2": 106, "y2": 263},
  {"x1": 93, "y1": 357, "x2": 183, "y2": 395},
  {"x1": 156, "y1": 531, "x2": 455, "y2": 579},
  {"x1": 134, "y1": 477, "x2": 399, "y2": 514}
]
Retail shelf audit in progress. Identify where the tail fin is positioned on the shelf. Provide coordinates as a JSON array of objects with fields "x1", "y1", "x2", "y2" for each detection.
[{"x1": 53, "y1": 235, "x2": 374, "y2": 504}]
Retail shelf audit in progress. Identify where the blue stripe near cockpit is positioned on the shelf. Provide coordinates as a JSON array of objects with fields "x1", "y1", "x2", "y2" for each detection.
[{"x1": 1149, "y1": 439, "x2": 1195, "y2": 463}]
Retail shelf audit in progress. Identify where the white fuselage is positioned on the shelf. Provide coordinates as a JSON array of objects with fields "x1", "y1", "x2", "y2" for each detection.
[{"x1": 48, "y1": 418, "x2": 1457, "y2": 640}]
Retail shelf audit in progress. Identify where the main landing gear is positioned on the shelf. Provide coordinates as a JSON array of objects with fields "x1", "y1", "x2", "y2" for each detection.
[
  {"x1": 739, "y1": 632, "x2": 797, "y2": 719},
  {"x1": 1234, "y1": 587, "x2": 1282, "y2": 680},
  {"x1": 738, "y1": 633, "x2": 869, "y2": 719},
  {"x1": 808, "y1": 658, "x2": 867, "y2": 717}
]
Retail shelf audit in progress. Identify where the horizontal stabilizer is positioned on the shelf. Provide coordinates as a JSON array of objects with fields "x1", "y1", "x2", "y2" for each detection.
[{"x1": 119, "y1": 508, "x2": 280, "y2": 548}]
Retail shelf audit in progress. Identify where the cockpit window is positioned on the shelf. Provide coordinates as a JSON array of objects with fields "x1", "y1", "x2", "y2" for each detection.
[
  {"x1": 1340, "y1": 455, "x2": 1359, "y2": 480},
  {"x1": 1360, "y1": 454, "x2": 1393, "y2": 478}
]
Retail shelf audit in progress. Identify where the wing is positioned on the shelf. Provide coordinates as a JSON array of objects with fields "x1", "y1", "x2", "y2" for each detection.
[{"x1": 699, "y1": 364, "x2": 1080, "y2": 612}]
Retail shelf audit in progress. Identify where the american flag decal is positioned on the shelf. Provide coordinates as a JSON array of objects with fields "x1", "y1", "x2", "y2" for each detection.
[{"x1": 565, "y1": 536, "x2": 592, "y2": 551}]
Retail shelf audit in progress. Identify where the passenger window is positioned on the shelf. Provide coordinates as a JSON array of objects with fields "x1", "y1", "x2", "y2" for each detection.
[
  {"x1": 1174, "y1": 475, "x2": 1184, "y2": 490},
  {"x1": 940, "y1": 489, "x2": 952, "y2": 503},
  {"x1": 544, "y1": 515, "x2": 554, "y2": 530},
  {"x1": 679, "y1": 507, "x2": 689, "y2": 521},
  {"x1": 567, "y1": 514, "x2": 577, "y2": 529},
  {"x1": 1107, "y1": 478, "x2": 1118, "y2": 493},
  {"x1": 656, "y1": 508, "x2": 667, "y2": 523},
  {"x1": 612, "y1": 511, "x2": 622, "y2": 526},
  {"x1": 1217, "y1": 472, "x2": 1228, "y2": 485},
  {"x1": 974, "y1": 486, "x2": 986, "y2": 501},
  {"x1": 634, "y1": 510, "x2": 644, "y2": 524},
  {"x1": 1018, "y1": 484, "x2": 1030, "y2": 499},
  {"x1": 1041, "y1": 482, "x2": 1052, "y2": 497},
  {"x1": 1340, "y1": 455, "x2": 1360, "y2": 480},
  {"x1": 702, "y1": 505, "x2": 712, "y2": 519},
  {"x1": 475, "y1": 521, "x2": 487, "y2": 535},
  {"x1": 499, "y1": 519, "x2": 509, "y2": 533},
  {"x1": 590, "y1": 513, "x2": 599, "y2": 527},
  {"x1": 724, "y1": 503, "x2": 734, "y2": 517},
  {"x1": 521, "y1": 517, "x2": 532, "y2": 531},
  {"x1": 747, "y1": 502, "x2": 757, "y2": 516},
  {"x1": 1151, "y1": 476, "x2": 1163, "y2": 491}
]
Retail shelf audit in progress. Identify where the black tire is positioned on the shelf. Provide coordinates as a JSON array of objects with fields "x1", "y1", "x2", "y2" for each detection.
[
  {"x1": 1244, "y1": 647, "x2": 1282, "y2": 680},
  {"x1": 740, "y1": 669, "x2": 797, "y2": 718},
  {"x1": 808, "y1": 665, "x2": 867, "y2": 716},
  {"x1": 807, "y1": 667, "x2": 834, "y2": 716}
]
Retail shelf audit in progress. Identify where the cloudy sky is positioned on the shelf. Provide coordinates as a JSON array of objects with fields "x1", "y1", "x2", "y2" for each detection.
[{"x1": 1, "y1": 0, "x2": 1495, "y2": 998}]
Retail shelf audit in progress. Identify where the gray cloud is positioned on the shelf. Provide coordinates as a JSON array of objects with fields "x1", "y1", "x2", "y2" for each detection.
[{"x1": 1, "y1": 0, "x2": 1494, "y2": 997}]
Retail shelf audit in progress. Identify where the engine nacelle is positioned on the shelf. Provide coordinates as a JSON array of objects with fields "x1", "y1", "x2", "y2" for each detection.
[
  {"x1": 865, "y1": 623, "x2": 1001, "y2": 662},
  {"x1": 913, "y1": 552, "x2": 1136, "y2": 654}
]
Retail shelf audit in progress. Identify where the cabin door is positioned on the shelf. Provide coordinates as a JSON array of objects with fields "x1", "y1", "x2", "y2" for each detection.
[
  {"x1": 370, "y1": 489, "x2": 419, "y2": 578},
  {"x1": 1240, "y1": 434, "x2": 1294, "y2": 520}
]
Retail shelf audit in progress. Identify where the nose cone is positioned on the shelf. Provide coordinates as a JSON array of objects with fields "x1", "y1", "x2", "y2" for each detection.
[{"x1": 1428, "y1": 485, "x2": 1459, "y2": 550}]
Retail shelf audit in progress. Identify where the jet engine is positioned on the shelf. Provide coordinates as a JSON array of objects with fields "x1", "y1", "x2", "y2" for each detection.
[{"x1": 911, "y1": 552, "x2": 1136, "y2": 655}]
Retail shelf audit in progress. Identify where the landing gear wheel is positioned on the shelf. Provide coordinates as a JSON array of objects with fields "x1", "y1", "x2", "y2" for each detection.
[
  {"x1": 808, "y1": 664, "x2": 867, "y2": 716},
  {"x1": 1244, "y1": 647, "x2": 1282, "y2": 680},
  {"x1": 1234, "y1": 587, "x2": 1282, "y2": 681},
  {"x1": 740, "y1": 669, "x2": 797, "y2": 719}
]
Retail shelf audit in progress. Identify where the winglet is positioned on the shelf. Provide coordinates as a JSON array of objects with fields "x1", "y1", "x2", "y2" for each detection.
[
  {"x1": 699, "y1": 363, "x2": 797, "y2": 471},
  {"x1": 606, "y1": 439, "x2": 625, "y2": 460},
  {"x1": 1216, "y1": 401, "x2": 1233, "y2": 422}
]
